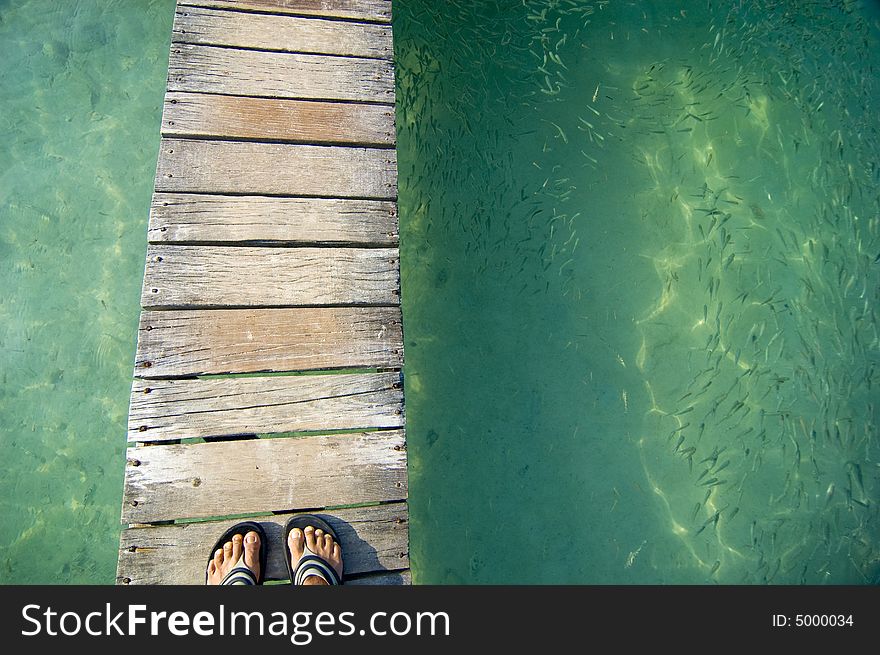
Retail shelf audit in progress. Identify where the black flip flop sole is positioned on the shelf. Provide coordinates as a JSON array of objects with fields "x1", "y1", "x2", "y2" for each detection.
[
  {"x1": 205, "y1": 520, "x2": 267, "y2": 584},
  {"x1": 284, "y1": 514, "x2": 344, "y2": 584}
]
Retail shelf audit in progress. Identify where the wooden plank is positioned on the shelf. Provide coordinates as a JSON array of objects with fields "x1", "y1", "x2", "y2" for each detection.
[
  {"x1": 161, "y1": 92, "x2": 395, "y2": 146},
  {"x1": 121, "y1": 430, "x2": 407, "y2": 523},
  {"x1": 168, "y1": 44, "x2": 395, "y2": 103},
  {"x1": 173, "y1": 6, "x2": 393, "y2": 59},
  {"x1": 155, "y1": 138, "x2": 397, "y2": 198},
  {"x1": 179, "y1": 0, "x2": 392, "y2": 23},
  {"x1": 149, "y1": 193, "x2": 398, "y2": 245},
  {"x1": 142, "y1": 244, "x2": 399, "y2": 308},
  {"x1": 134, "y1": 307, "x2": 403, "y2": 377},
  {"x1": 117, "y1": 503, "x2": 408, "y2": 584},
  {"x1": 346, "y1": 569, "x2": 411, "y2": 585},
  {"x1": 129, "y1": 371, "x2": 404, "y2": 442}
]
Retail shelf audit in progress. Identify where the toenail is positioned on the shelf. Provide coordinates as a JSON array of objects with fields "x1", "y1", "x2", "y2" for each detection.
[
  {"x1": 304, "y1": 526, "x2": 314, "y2": 533},
  {"x1": 245, "y1": 532, "x2": 258, "y2": 543}
]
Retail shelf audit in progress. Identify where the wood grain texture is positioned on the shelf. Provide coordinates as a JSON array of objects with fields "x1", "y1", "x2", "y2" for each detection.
[
  {"x1": 134, "y1": 307, "x2": 403, "y2": 377},
  {"x1": 346, "y1": 569, "x2": 411, "y2": 585},
  {"x1": 173, "y1": 6, "x2": 393, "y2": 59},
  {"x1": 149, "y1": 193, "x2": 398, "y2": 245},
  {"x1": 119, "y1": 0, "x2": 405, "y2": 585},
  {"x1": 141, "y1": 244, "x2": 400, "y2": 308},
  {"x1": 128, "y1": 371, "x2": 404, "y2": 442},
  {"x1": 117, "y1": 503, "x2": 408, "y2": 584},
  {"x1": 161, "y1": 92, "x2": 395, "y2": 145},
  {"x1": 155, "y1": 138, "x2": 397, "y2": 198},
  {"x1": 168, "y1": 43, "x2": 395, "y2": 103},
  {"x1": 121, "y1": 430, "x2": 407, "y2": 523},
  {"x1": 178, "y1": 0, "x2": 392, "y2": 22}
]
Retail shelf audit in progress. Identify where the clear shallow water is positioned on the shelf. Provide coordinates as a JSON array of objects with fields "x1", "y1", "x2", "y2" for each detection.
[
  {"x1": 0, "y1": 0, "x2": 173, "y2": 583},
  {"x1": 396, "y1": 0, "x2": 880, "y2": 583}
]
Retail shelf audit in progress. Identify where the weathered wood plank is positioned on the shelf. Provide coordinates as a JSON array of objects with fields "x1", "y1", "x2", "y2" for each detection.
[
  {"x1": 161, "y1": 92, "x2": 395, "y2": 146},
  {"x1": 134, "y1": 307, "x2": 403, "y2": 377},
  {"x1": 149, "y1": 193, "x2": 398, "y2": 245},
  {"x1": 122, "y1": 430, "x2": 407, "y2": 523},
  {"x1": 117, "y1": 503, "x2": 408, "y2": 584},
  {"x1": 155, "y1": 138, "x2": 397, "y2": 198},
  {"x1": 173, "y1": 6, "x2": 393, "y2": 59},
  {"x1": 142, "y1": 244, "x2": 399, "y2": 308},
  {"x1": 129, "y1": 371, "x2": 404, "y2": 442},
  {"x1": 179, "y1": 0, "x2": 391, "y2": 23},
  {"x1": 345, "y1": 569, "x2": 411, "y2": 585},
  {"x1": 168, "y1": 43, "x2": 395, "y2": 103}
]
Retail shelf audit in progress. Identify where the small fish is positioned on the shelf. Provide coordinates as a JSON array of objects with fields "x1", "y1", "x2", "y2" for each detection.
[{"x1": 824, "y1": 482, "x2": 835, "y2": 508}]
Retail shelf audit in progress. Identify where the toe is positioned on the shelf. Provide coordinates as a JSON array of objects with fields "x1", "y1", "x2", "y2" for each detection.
[
  {"x1": 231, "y1": 533, "x2": 243, "y2": 564},
  {"x1": 222, "y1": 540, "x2": 234, "y2": 562},
  {"x1": 289, "y1": 527, "x2": 305, "y2": 561},
  {"x1": 214, "y1": 548, "x2": 225, "y2": 566},
  {"x1": 323, "y1": 533, "x2": 334, "y2": 553},
  {"x1": 304, "y1": 525, "x2": 319, "y2": 552},
  {"x1": 243, "y1": 531, "x2": 261, "y2": 578},
  {"x1": 330, "y1": 543, "x2": 343, "y2": 578}
]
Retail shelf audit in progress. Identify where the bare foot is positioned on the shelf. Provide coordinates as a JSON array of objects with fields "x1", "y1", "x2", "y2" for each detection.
[
  {"x1": 206, "y1": 531, "x2": 261, "y2": 585},
  {"x1": 288, "y1": 525, "x2": 343, "y2": 585}
]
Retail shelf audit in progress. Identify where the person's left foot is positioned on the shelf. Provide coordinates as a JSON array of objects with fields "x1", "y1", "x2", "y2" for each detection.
[{"x1": 206, "y1": 531, "x2": 261, "y2": 584}]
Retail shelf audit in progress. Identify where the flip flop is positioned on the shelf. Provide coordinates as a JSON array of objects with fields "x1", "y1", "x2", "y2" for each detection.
[
  {"x1": 205, "y1": 521, "x2": 267, "y2": 585},
  {"x1": 284, "y1": 514, "x2": 344, "y2": 585}
]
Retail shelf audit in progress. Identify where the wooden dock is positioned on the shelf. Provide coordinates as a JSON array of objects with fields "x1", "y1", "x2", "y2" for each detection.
[{"x1": 116, "y1": 0, "x2": 408, "y2": 585}]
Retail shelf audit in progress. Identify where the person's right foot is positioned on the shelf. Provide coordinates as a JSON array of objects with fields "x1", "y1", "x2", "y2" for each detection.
[
  {"x1": 206, "y1": 531, "x2": 261, "y2": 585},
  {"x1": 288, "y1": 525, "x2": 343, "y2": 585}
]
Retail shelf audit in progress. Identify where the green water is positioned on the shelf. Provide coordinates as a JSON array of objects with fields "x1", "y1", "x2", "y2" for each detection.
[
  {"x1": 397, "y1": 0, "x2": 880, "y2": 583},
  {"x1": 0, "y1": 0, "x2": 174, "y2": 583},
  {"x1": 2, "y1": 0, "x2": 877, "y2": 587}
]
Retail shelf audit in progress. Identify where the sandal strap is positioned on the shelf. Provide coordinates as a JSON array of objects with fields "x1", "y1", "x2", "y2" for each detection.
[
  {"x1": 294, "y1": 554, "x2": 341, "y2": 586},
  {"x1": 219, "y1": 553, "x2": 258, "y2": 585}
]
